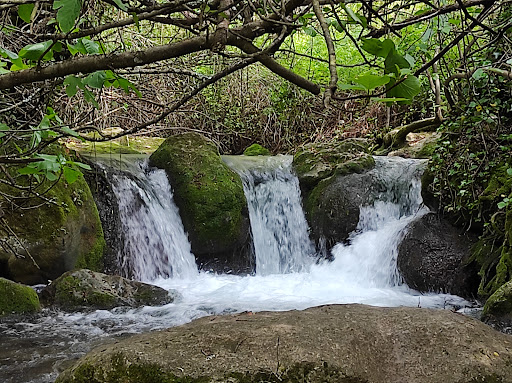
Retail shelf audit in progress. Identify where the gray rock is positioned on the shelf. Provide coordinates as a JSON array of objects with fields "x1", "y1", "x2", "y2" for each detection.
[
  {"x1": 56, "y1": 304, "x2": 512, "y2": 383},
  {"x1": 41, "y1": 269, "x2": 177, "y2": 310},
  {"x1": 397, "y1": 213, "x2": 479, "y2": 297}
]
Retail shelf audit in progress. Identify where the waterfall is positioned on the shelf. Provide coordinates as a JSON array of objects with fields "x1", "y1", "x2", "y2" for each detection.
[
  {"x1": 223, "y1": 155, "x2": 315, "y2": 275},
  {"x1": 328, "y1": 156, "x2": 428, "y2": 288},
  {"x1": 5, "y1": 155, "x2": 472, "y2": 383},
  {"x1": 105, "y1": 159, "x2": 198, "y2": 281}
]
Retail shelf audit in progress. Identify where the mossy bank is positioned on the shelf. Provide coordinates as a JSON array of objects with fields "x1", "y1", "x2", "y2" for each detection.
[
  {"x1": 0, "y1": 145, "x2": 105, "y2": 285},
  {"x1": 149, "y1": 133, "x2": 253, "y2": 273}
]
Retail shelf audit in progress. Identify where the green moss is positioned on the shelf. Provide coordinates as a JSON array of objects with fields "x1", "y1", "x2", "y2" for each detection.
[
  {"x1": 58, "y1": 354, "x2": 366, "y2": 383},
  {"x1": 0, "y1": 277, "x2": 40, "y2": 316},
  {"x1": 149, "y1": 133, "x2": 247, "y2": 249},
  {"x1": 243, "y1": 144, "x2": 270, "y2": 156},
  {"x1": 293, "y1": 139, "x2": 373, "y2": 190},
  {"x1": 483, "y1": 279, "x2": 512, "y2": 318},
  {"x1": 53, "y1": 273, "x2": 116, "y2": 309},
  {"x1": 0, "y1": 143, "x2": 105, "y2": 283}
]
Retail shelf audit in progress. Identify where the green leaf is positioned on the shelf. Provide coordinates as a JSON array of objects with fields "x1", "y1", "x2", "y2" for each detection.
[
  {"x1": 112, "y1": 0, "x2": 128, "y2": 11},
  {"x1": 338, "y1": 83, "x2": 367, "y2": 91},
  {"x1": 0, "y1": 47, "x2": 18, "y2": 60},
  {"x1": 81, "y1": 38, "x2": 100, "y2": 54},
  {"x1": 45, "y1": 171, "x2": 59, "y2": 181},
  {"x1": 343, "y1": 6, "x2": 365, "y2": 27},
  {"x1": 63, "y1": 166, "x2": 80, "y2": 184},
  {"x1": 302, "y1": 25, "x2": 317, "y2": 37},
  {"x1": 60, "y1": 126, "x2": 80, "y2": 137},
  {"x1": 361, "y1": 38, "x2": 395, "y2": 58},
  {"x1": 19, "y1": 40, "x2": 53, "y2": 61},
  {"x1": 114, "y1": 77, "x2": 142, "y2": 97},
  {"x1": 18, "y1": 4, "x2": 35, "y2": 23},
  {"x1": 18, "y1": 165, "x2": 40, "y2": 175},
  {"x1": 83, "y1": 89, "x2": 99, "y2": 108},
  {"x1": 354, "y1": 74, "x2": 390, "y2": 90},
  {"x1": 84, "y1": 71, "x2": 106, "y2": 88},
  {"x1": 53, "y1": 0, "x2": 82, "y2": 33},
  {"x1": 371, "y1": 97, "x2": 409, "y2": 103},
  {"x1": 386, "y1": 75, "x2": 421, "y2": 104},
  {"x1": 74, "y1": 162, "x2": 91, "y2": 170},
  {"x1": 507, "y1": 168, "x2": 512, "y2": 176},
  {"x1": 384, "y1": 51, "x2": 410, "y2": 75},
  {"x1": 67, "y1": 40, "x2": 87, "y2": 55},
  {"x1": 63, "y1": 75, "x2": 84, "y2": 97},
  {"x1": 498, "y1": 201, "x2": 507, "y2": 209}
]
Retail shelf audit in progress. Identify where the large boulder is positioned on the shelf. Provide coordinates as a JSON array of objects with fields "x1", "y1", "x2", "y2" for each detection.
[
  {"x1": 0, "y1": 151, "x2": 105, "y2": 285},
  {"x1": 56, "y1": 304, "x2": 512, "y2": 383},
  {"x1": 149, "y1": 133, "x2": 253, "y2": 274},
  {"x1": 0, "y1": 277, "x2": 40, "y2": 316},
  {"x1": 293, "y1": 139, "x2": 375, "y2": 249},
  {"x1": 41, "y1": 269, "x2": 176, "y2": 310},
  {"x1": 397, "y1": 213, "x2": 479, "y2": 298}
]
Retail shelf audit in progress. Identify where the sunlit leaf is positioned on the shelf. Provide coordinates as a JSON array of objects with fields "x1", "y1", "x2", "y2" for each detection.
[
  {"x1": 386, "y1": 75, "x2": 421, "y2": 104},
  {"x1": 19, "y1": 40, "x2": 53, "y2": 61},
  {"x1": 354, "y1": 74, "x2": 390, "y2": 90},
  {"x1": 63, "y1": 166, "x2": 80, "y2": 184}
]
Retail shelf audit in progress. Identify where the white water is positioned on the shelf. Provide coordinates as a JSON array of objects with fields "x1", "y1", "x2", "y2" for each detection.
[
  {"x1": 0, "y1": 155, "x2": 474, "y2": 383},
  {"x1": 223, "y1": 155, "x2": 315, "y2": 275},
  {"x1": 111, "y1": 161, "x2": 198, "y2": 281}
]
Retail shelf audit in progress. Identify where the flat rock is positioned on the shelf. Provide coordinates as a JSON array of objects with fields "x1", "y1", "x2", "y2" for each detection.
[
  {"x1": 57, "y1": 304, "x2": 512, "y2": 383},
  {"x1": 41, "y1": 269, "x2": 177, "y2": 310}
]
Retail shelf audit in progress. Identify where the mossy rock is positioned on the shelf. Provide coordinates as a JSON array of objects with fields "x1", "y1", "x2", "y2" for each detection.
[
  {"x1": 0, "y1": 145, "x2": 105, "y2": 285},
  {"x1": 57, "y1": 305, "x2": 512, "y2": 383},
  {"x1": 483, "y1": 279, "x2": 512, "y2": 320},
  {"x1": 149, "y1": 133, "x2": 253, "y2": 274},
  {"x1": 0, "y1": 277, "x2": 40, "y2": 316},
  {"x1": 293, "y1": 138, "x2": 374, "y2": 191},
  {"x1": 243, "y1": 144, "x2": 270, "y2": 156},
  {"x1": 470, "y1": 164, "x2": 512, "y2": 298},
  {"x1": 42, "y1": 269, "x2": 177, "y2": 310}
]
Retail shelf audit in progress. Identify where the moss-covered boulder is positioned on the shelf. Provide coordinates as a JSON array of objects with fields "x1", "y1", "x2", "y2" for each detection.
[
  {"x1": 483, "y1": 279, "x2": 512, "y2": 321},
  {"x1": 0, "y1": 148, "x2": 105, "y2": 285},
  {"x1": 292, "y1": 139, "x2": 375, "y2": 250},
  {"x1": 243, "y1": 143, "x2": 270, "y2": 156},
  {"x1": 41, "y1": 269, "x2": 177, "y2": 310},
  {"x1": 0, "y1": 277, "x2": 40, "y2": 316},
  {"x1": 293, "y1": 138, "x2": 374, "y2": 191},
  {"x1": 149, "y1": 133, "x2": 253, "y2": 274},
  {"x1": 56, "y1": 304, "x2": 512, "y2": 383}
]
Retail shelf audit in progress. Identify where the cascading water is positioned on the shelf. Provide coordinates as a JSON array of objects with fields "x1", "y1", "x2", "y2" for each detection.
[
  {"x1": 109, "y1": 161, "x2": 197, "y2": 281},
  {"x1": 1, "y1": 155, "x2": 474, "y2": 383},
  {"x1": 222, "y1": 155, "x2": 315, "y2": 275}
]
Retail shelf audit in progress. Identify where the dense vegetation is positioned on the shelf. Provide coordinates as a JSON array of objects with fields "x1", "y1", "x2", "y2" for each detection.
[{"x1": 1, "y1": 0, "x2": 512, "y2": 295}]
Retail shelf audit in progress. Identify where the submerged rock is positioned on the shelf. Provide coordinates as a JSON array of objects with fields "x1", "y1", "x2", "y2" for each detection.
[
  {"x1": 0, "y1": 146, "x2": 105, "y2": 285},
  {"x1": 397, "y1": 213, "x2": 479, "y2": 298},
  {"x1": 56, "y1": 304, "x2": 512, "y2": 383},
  {"x1": 243, "y1": 143, "x2": 270, "y2": 156},
  {"x1": 0, "y1": 277, "x2": 40, "y2": 316},
  {"x1": 41, "y1": 269, "x2": 176, "y2": 310},
  {"x1": 149, "y1": 133, "x2": 253, "y2": 274}
]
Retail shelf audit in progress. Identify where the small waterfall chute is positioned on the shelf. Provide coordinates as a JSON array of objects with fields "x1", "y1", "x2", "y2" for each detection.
[
  {"x1": 223, "y1": 155, "x2": 315, "y2": 275},
  {"x1": 98, "y1": 158, "x2": 198, "y2": 282}
]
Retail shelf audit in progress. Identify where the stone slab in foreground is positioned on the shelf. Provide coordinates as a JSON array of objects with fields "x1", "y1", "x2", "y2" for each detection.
[{"x1": 57, "y1": 304, "x2": 512, "y2": 383}]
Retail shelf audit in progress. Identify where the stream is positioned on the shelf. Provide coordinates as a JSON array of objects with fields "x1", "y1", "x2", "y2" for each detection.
[{"x1": 0, "y1": 155, "x2": 474, "y2": 383}]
